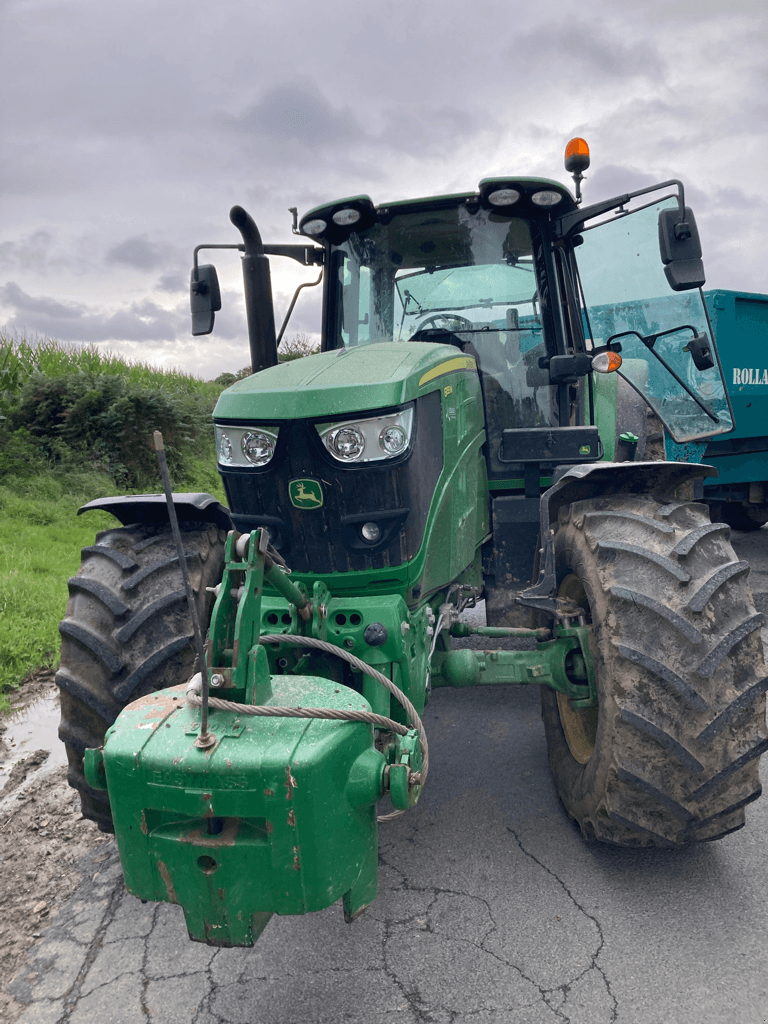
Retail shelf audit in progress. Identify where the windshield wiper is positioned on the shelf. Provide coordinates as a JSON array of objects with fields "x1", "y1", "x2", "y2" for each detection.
[{"x1": 402, "y1": 289, "x2": 424, "y2": 316}]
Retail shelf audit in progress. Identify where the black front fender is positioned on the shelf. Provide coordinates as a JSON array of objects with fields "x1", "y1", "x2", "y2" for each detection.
[
  {"x1": 518, "y1": 461, "x2": 718, "y2": 615},
  {"x1": 77, "y1": 492, "x2": 232, "y2": 531}
]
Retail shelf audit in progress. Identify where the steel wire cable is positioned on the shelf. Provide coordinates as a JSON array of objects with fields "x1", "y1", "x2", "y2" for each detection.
[{"x1": 186, "y1": 633, "x2": 429, "y2": 821}]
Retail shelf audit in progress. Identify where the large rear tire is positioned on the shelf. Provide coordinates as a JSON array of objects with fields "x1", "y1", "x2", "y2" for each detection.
[
  {"x1": 541, "y1": 494, "x2": 768, "y2": 847},
  {"x1": 56, "y1": 521, "x2": 226, "y2": 831}
]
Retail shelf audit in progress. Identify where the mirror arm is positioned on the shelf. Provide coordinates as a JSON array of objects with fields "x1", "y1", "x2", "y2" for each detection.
[
  {"x1": 264, "y1": 244, "x2": 324, "y2": 266},
  {"x1": 192, "y1": 243, "x2": 243, "y2": 281},
  {"x1": 276, "y1": 272, "x2": 324, "y2": 348},
  {"x1": 555, "y1": 179, "x2": 686, "y2": 238}
]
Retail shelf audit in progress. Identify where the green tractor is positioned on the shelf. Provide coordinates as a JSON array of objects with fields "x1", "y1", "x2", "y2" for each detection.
[{"x1": 57, "y1": 140, "x2": 768, "y2": 948}]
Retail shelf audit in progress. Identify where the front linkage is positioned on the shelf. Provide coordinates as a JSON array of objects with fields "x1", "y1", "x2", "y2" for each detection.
[{"x1": 83, "y1": 523, "x2": 597, "y2": 948}]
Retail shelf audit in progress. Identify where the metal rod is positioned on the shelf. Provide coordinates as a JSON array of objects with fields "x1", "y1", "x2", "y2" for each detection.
[
  {"x1": 449, "y1": 623, "x2": 551, "y2": 640},
  {"x1": 276, "y1": 271, "x2": 323, "y2": 348},
  {"x1": 263, "y1": 560, "x2": 312, "y2": 621},
  {"x1": 153, "y1": 431, "x2": 214, "y2": 748}
]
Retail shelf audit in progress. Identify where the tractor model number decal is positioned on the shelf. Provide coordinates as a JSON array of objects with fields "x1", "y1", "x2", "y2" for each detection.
[
  {"x1": 733, "y1": 368, "x2": 768, "y2": 385},
  {"x1": 148, "y1": 770, "x2": 250, "y2": 789},
  {"x1": 289, "y1": 479, "x2": 324, "y2": 509}
]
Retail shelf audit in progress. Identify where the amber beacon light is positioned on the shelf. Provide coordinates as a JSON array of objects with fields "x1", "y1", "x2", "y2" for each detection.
[{"x1": 564, "y1": 137, "x2": 590, "y2": 202}]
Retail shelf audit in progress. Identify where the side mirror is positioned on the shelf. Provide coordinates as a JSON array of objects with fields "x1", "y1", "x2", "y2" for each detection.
[
  {"x1": 658, "y1": 207, "x2": 705, "y2": 292},
  {"x1": 190, "y1": 264, "x2": 222, "y2": 336},
  {"x1": 684, "y1": 331, "x2": 715, "y2": 371}
]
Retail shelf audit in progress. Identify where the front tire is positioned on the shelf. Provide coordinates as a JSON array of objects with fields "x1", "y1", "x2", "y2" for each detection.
[
  {"x1": 541, "y1": 493, "x2": 768, "y2": 847},
  {"x1": 56, "y1": 521, "x2": 226, "y2": 831}
]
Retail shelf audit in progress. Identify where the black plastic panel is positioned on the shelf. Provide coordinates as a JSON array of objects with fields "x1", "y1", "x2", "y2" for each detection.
[{"x1": 218, "y1": 391, "x2": 443, "y2": 575}]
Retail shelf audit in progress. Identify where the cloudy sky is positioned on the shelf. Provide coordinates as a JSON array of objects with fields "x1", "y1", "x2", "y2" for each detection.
[{"x1": 1, "y1": 0, "x2": 766, "y2": 380}]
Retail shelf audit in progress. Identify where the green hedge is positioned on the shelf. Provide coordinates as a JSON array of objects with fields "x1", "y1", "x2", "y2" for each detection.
[
  {"x1": 0, "y1": 336, "x2": 223, "y2": 490},
  {"x1": 6, "y1": 372, "x2": 214, "y2": 489}
]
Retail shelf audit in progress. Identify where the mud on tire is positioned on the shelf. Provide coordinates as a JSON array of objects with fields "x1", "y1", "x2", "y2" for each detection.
[
  {"x1": 541, "y1": 494, "x2": 768, "y2": 847},
  {"x1": 56, "y1": 521, "x2": 226, "y2": 831}
]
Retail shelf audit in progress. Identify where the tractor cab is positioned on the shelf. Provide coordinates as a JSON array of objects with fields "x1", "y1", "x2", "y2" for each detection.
[{"x1": 297, "y1": 176, "x2": 732, "y2": 489}]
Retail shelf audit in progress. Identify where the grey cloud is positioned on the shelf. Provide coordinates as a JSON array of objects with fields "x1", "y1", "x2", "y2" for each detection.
[
  {"x1": 1, "y1": 282, "x2": 186, "y2": 343},
  {"x1": 0, "y1": 232, "x2": 54, "y2": 272},
  {"x1": 584, "y1": 164, "x2": 660, "y2": 201},
  {"x1": 156, "y1": 271, "x2": 187, "y2": 292},
  {"x1": 106, "y1": 236, "x2": 176, "y2": 271},
  {"x1": 221, "y1": 81, "x2": 366, "y2": 150},
  {"x1": 511, "y1": 23, "x2": 663, "y2": 82},
  {"x1": 378, "y1": 105, "x2": 491, "y2": 158},
  {"x1": 709, "y1": 185, "x2": 766, "y2": 213},
  {"x1": 1, "y1": 282, "x2": 86, "y2": 320}
]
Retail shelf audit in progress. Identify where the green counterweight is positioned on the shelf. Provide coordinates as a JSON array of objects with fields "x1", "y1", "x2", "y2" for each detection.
[{"x1": 86, "y1": 678, "x2": 384, "y2": 947}]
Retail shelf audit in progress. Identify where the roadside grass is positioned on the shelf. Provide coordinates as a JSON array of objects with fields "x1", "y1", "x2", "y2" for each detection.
[
  {"x1": 0, "y1": 467, "x2": 227, "y2": 712},
  {"x1": 0, "y1": 474, "x2": 113, "y2": 709},
  {"x1": 1, "y1": 334, "x2": 222, "y2": 400}
]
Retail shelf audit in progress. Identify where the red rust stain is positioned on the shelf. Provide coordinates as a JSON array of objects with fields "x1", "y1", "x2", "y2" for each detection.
[
  {"x1": 293, "y1": 846, "x2": 300, "y2": 871},
  {"x1": 287, "y1": 809, "x2": 295, "y2": 827},
  {"x1": 157, "y1": 861, "x2": 177, "y2": 903},
  {"x1": 140, "y1": 810, "x2": 148, "y2": 836},
  {"x1": 264, "y1": 789, "x2": 274, "y2": 797},
  {"x1": 265, "y1": 821, "x2": 273, "y2": 835},
  {"x1": 285, "y1": 765, "x2": 298, "y2": 800}
]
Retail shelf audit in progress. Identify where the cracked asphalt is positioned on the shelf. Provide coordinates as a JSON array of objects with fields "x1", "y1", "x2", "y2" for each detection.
[{"x1": 8, "y1": 530, "x2": 768, "y2": 1024}]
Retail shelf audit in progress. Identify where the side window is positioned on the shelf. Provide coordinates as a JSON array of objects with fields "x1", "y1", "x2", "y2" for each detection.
[{"x1": 575, "y1": 198, "x2": 732, "y2": 442}]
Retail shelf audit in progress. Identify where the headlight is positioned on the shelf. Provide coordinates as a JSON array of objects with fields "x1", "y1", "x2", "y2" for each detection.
[
  {"x1": 241, "y1": 430, "x2": 276, "y2": 466},
  {"x1": 214, "y1": 425, "x2": 279, "y2": 468},
  {"x1": 327, "y1": 425, "x2": 366, "y2": 462},
  {"x1": 317, "y1": 406, "x2": 414, "y2": 464}
]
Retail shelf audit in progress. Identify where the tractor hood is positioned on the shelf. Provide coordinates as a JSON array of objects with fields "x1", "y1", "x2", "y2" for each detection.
[{"x1": 214, "y1": 342, "x2": 476, "y2": 421}]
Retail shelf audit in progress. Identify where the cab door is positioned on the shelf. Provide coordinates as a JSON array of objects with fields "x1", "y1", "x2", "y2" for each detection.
[{"x1": 572, "y1": 195, "x2": 733, "y2": 443}]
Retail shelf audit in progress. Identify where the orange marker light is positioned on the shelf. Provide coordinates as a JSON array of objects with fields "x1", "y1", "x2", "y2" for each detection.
[
  {"x1": 564, "y1": 137, "x2": 590, "y2": 174},
  {"x1": 592, "y1": 351, "x2": 622, "y2": 373}
]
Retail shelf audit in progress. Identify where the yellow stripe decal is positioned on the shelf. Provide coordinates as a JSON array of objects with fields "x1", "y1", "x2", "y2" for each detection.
[{"x1": 418, "y1": 356, "x2": 476, "y2": 388}]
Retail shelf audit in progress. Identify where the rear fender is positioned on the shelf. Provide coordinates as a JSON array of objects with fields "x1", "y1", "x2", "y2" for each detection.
[{"x1": 518, "y1": 461, "x2": 718, "y2": 615}]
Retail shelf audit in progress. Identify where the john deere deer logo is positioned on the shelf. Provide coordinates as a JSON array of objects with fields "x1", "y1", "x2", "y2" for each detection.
[{"x1": 289, "y1": 479, "x2": 324, "y2": 509}]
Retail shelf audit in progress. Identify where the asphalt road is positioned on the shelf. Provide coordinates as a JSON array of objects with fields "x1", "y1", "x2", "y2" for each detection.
[{"x1": 9, "y1": 529, "x2": 768, "y2": 1024}]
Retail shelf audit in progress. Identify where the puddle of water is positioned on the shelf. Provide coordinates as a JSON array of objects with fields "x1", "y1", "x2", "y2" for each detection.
[{"x1": 0, "y1": 687, "x2": 67, "y2": 785}]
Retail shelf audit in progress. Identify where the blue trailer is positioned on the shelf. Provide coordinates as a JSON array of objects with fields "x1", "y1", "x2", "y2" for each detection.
[{"x1": 692, "y1": 290, "x2": 768, "y2": 530}]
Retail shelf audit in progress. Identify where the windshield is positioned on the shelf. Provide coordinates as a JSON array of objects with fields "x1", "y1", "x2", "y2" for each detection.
[
  {"x1": 575, "y1": 196, "x2": 732, "y2": 443},
  {"x1": 332, "y1": 207, "x2": 542, "y2": 346},
  {"x1": 330, "y1": 205, "x2": 560, "y2": 463}
]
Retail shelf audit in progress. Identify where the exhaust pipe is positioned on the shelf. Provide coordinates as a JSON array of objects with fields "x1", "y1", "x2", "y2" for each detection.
[{"x1": 229, "y1": 206, "x2": 278, "y2": 374}]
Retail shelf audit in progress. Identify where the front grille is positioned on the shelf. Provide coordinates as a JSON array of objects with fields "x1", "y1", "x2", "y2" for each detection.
[{"x1": 217, "y1": 391, "x2": 442, "y2": 574}]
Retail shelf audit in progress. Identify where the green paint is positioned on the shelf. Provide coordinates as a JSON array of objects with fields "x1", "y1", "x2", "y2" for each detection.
[
  {"x1": 214, "y1": 342, "x2": 474, "y2": 422},
  {"x1": 101, "y1": 679, "x2": 383, "y2": 946},
  {"x1": 593, "y1": 372, "x2": 618, "y2": 461}
]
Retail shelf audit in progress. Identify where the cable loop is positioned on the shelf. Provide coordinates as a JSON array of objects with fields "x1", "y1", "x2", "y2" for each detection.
[{"x1": 186, "y1": 632, "x2": 429, "y2": 822}]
